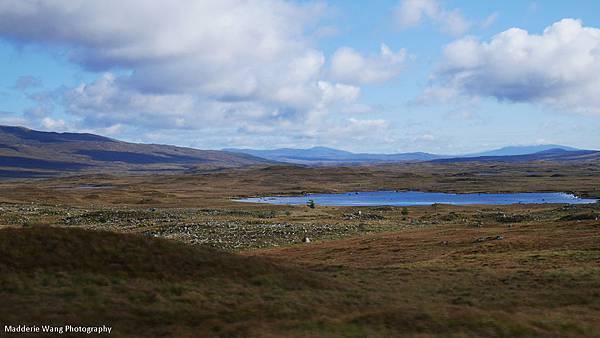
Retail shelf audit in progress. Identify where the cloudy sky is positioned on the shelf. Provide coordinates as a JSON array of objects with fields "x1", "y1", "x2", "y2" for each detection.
[{"x1": 1, "y1": 0, "x2": 599, "y2": 154}]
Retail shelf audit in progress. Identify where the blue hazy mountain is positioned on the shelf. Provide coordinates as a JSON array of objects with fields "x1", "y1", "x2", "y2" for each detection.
[
  {"x1": 433, "y1": 148, "x2": 600, "y2": 163},
  {"x1": 465, "y1": 144, "x2": 579, "y2": 157},
  {"x1": 223, "y1": 146, "x2": 443, "y2": 164},
  {"x1": 224, "y1": 144, "x2": 593, "y2": 165}
]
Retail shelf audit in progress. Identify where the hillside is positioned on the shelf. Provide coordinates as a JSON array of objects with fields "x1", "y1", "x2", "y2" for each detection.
[
  {"x1": 0, "y1": 226, "x2": 348, "y2": 337},
  {"x1": 433, "y1": 148, "x2": 600, "y2": 163},
  {"x1": 0, "y1": 126, "x2": 271, "y2": 177}
]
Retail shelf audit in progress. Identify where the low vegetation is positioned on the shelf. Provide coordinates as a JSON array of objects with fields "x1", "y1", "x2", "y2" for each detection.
[{"x1": 0, "y1": 162, "x2": 598, "y2": 336}]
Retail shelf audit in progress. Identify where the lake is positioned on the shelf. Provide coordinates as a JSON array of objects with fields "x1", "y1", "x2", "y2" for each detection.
[{"x1": 235, "y1": 191, "x2": 598, "y2": 206}]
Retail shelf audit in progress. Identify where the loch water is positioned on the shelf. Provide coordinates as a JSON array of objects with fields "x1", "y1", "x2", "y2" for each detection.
[{"x1": 235, "y1": 191, "x2": 597, "y2": 207}]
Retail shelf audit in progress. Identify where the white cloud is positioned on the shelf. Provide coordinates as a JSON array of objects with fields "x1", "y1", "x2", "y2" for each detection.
[
  {"x1": 415, "y1": 133, "x2": 435, "y2": 142},
  {"x1": 62, "y1": 73, "x2": 209, "y2": 129},
  {"x1": 0, "y1": 112, "x2": 28, "y2": 126},
  {"x1": 394, "y1": 0, "x2": 470, "y2": 36},
  {"x1": 40, "y1": 117, "x2": 67, "y2": 130},
  {"x1": 329, "y1": 44, "x2": 407, "y2": 84},
  {"x1": 311, "y1": 118, "x2": 392, "y2": 144},
  {"x1": 481, "y1": 12, "x2": 499, "y2": 29},
  {"x1": 0, "y1": 0, "x2": 395, "y2": 146},
  {"x1": 99, "y1": 124, "x2": 124, "y2": 136},
  {"x1": 432, "y1": 19, "x2": 600, "y2": 115},
  {"x1": 0, "y1": 0, "x2": 327, "y2": 104},
  {"x1": 340, "y1": 103, "x2": 376, "y2": 115},
  {"x1": 317, "y1": 81, "x2": 361, "y2": 106},
  {"x1": 60, "y1": 73, "x2": 364, "y2": 132}
]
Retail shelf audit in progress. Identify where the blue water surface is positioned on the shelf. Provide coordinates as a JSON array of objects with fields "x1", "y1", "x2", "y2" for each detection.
[{"x1": 235, "y1": 191, "x2": 597, "y2": 206}]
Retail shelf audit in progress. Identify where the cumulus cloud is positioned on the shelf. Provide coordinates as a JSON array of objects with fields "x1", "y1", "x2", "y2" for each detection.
[
  {"x1": 60, "y1": 73, "x2": 362, "y2": 131},
  {"x1": 433, "y1": 18, "x2": 600, "y2": 115},
  {"x1": 317, "y1": 81, "x2": 361, "y2": 106},
  {"x1": 394, "y1": 0, "x2": 470, "y2": 36},
  {"x1": 0, "y1": 0, "x2": 393, "y2": 146},
  {"x1": 0, "y1": 0, "x2": 325, "y2": 102},
  {"x1": 329, "y1": 44, "x2": 407, "y2": 84}
]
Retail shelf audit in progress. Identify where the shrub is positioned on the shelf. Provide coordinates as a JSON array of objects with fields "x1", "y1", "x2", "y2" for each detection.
[{"x1": 401, "y1": 207, "x2": 409, "y2": 216}]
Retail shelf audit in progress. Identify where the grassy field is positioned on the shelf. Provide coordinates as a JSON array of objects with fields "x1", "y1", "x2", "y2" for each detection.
[{"x1": 0, "y1": 162, "x2": 598, "y2": 337}]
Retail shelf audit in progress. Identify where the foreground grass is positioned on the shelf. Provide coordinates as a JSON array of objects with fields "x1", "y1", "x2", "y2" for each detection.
[
  {"x1": 0, "y1": 227, "x2": 357, "y2": 337},
  {"x1": 1, "y1": 220, "x2": 599, "y2": 337},
  {"x1": 249, "y1": 217, "x2": 600, "y2": 337}
]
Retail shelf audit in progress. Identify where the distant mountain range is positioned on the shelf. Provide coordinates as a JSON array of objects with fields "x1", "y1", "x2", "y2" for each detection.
[
  {"x1": 223, "y1": 146, "x2": 441, "y2": 164},
  {"x1": 1, "y1": 125, "x2": 598, "y2": 178},
  {"x1": 224, "y1": 144, "x2": 596, "y2": 165},
  {"x1": 0, "y1": 125, "x2": 271, "y2": 178},
  {"x1": 433, "y1": 148, "x2": 600, "y2": 164},
  {"x1": 464, "y1": 145, "x2": 579, "y2": 157}
]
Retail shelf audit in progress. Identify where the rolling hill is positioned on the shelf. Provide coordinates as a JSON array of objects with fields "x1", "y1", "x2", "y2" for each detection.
[
  {"x1": 0, "y1": 125, "x2": 271, "y2": 177},
  {"x1": 433, "y1": 148, "x2": 600, "y2": 163}
]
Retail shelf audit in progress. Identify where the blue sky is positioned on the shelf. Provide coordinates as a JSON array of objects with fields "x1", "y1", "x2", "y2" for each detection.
[{"x1": 0, "y1": 0, "x2": 599, "y2": 154}]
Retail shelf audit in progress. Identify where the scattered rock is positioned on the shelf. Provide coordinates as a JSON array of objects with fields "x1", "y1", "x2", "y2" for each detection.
[
  {"x1": 343, "y1": 211, "x2": 384, "y2": 220},
  {"x1": 302, "y1": 236, "x2": 311, "y2": 243},
  {"x1": 474, "y1": 235, "x2": 504, "y2": 243}
]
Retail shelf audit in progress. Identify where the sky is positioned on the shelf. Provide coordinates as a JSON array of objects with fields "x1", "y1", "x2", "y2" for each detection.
[{"x1": 0, "y1": 0, "x2": 599, "y2": 154}]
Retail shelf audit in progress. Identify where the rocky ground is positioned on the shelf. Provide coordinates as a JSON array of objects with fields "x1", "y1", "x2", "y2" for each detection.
[{"x1": 1, "y1": 201, "x2": 598, "y2": 251}]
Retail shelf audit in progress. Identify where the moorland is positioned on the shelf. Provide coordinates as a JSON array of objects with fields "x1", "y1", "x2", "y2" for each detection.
[{"x1": 0, "y1": 161, "x2": 599, "y2": 337}]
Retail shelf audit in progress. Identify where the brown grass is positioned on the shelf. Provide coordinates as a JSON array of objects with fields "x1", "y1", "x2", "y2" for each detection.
[
  {"x1": 0, "y1": 227, "x2": 352, "y2": 337},
  {"x1": 0, "y1": 162, "x2": 598, "y2": 337},
  {"x1": 0, "y1": 161, "x2": 598, "y2": 208}
]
